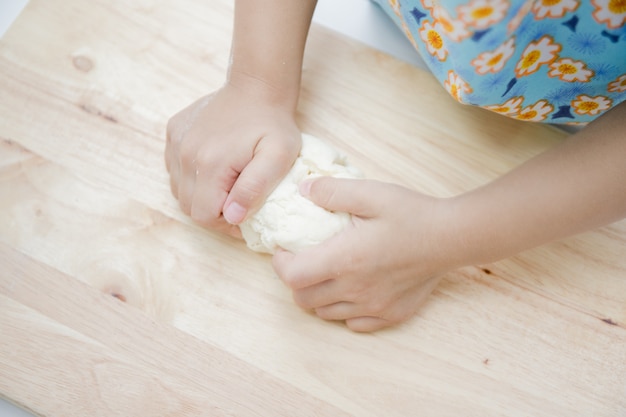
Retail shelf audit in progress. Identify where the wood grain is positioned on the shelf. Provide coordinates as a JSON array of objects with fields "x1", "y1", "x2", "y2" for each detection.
[
  {"x1": 0, "y1": 243, "x2": 349, "y2": 416},
  {"x1": 1, "y1": 0, "x2": 625, "y2": 416}
]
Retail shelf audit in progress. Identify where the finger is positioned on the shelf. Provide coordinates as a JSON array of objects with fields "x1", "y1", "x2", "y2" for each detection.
[
  {"x1": 190, "y1": 164, "x2": 231, "y2": 226},
  {"x1": 223, "y1": 135, "x2": 300, "y2": 224},
  {"x1": 167, "y1": 98, "x2": 213, "y2": 214},
  {"x1": 313, "y1": 296, "x2": 403, "y2": 322},
  {"x1": 177, "y1": 152, "x2": 198, "y2": 215},
  {"x1": 272, "y1": 238, "x2": 351, "y2": 290},
  {"x1": 316, "y1": 276, "x2": 440, "y2": 325},
  {"x1": 190, "y1": 169, "x2": 243, "y2": 238},
  {"x1": 164, "y1": 113, "x2": 177, "y2": 174},
  {"x1": 164, "y1": 135, "x2": 172, "y2": 173},
  {"x1": 292, "y1": 279, "x2": 346, "y2": 309},
  {"x1": 313, "y1": 295, "x2": 404, "y2": 323},
  {"x1": 345, "y1": 316, "x2": 391, "y2": 332},
  {"x1": 314, "y1": 301, "x2": 358, "y2": 321},
  {"x1": 301, "y1": 177, "x2": 385, "y2": 218},
  {"x1": 168, "y1": 156, "x2": 181, "y2": 198},
  {"x1": 165, "y1": 124, "x2": 181, "y2": 197}
]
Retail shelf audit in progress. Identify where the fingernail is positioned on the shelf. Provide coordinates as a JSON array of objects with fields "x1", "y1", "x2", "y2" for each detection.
[
  {"x1": 299, "y1": 180, "x2": 313, "y2": 197},
  {"x1": 224, "y1": 202, "x2": 247, "y2": 224}
]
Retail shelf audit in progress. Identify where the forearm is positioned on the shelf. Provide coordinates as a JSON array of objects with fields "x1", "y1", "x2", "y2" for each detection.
[
  {"x1": 448, "y1": 102, "x2": 626, "y2": 267},
  {"x1": 228, "y1": 0, "x2": 317, "y2": 111}
]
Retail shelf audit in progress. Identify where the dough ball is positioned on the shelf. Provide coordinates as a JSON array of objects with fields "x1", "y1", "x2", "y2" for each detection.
[{"x1": 239, "y1": 133, "x2": 363, "y2": 254}]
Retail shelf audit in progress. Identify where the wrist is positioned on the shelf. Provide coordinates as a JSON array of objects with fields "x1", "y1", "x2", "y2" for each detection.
[
  {"x1": 426, "y1": 192, "x2": 509, "y2": 273},
  {"x1": 443, "y1": 194, "x2": 492, "y2": 268},
  {"x1": 412, "y1": 196, "x2": 479, "y2": 277},
  {"x1": 227, "y1": 0, "x2": 316, "y2": 114},
  {"x1": 226, "y1": 68, "x2": 301, "y2": 113}
]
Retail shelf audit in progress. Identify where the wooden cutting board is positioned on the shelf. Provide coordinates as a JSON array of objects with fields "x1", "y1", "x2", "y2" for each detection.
[{"x1": 1, "y1": 0, "x2": 625, "y2": 416}]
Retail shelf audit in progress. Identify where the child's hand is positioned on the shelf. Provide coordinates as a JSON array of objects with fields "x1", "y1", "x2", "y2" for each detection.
[
  {"x1": 165, "y1": 84, "x2": 301, "y2": 237},
  {"x1": 272, "y1": 178, "x2": 458, "y2": 332}
]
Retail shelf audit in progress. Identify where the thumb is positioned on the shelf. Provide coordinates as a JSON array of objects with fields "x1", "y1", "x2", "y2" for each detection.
[
  {"x1": 223, "y1": 138, "x2": 299, "y2": 225},
  {"x1": 300, "y1": 177, "x2": 383, "y2": 218}
]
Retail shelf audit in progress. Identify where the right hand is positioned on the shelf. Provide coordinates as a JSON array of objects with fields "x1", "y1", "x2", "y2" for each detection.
[
  {"x1": 165, "y1": 83, "x2": 301, "y2": 237},
  {"x1": 272, "y1": 178, "x2": 454, "y2": 332}
]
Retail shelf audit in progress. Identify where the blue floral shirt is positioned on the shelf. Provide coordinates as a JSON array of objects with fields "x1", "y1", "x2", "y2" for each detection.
[{"x1": 373, "y1": 0, "x2": 626, "y2": 124}]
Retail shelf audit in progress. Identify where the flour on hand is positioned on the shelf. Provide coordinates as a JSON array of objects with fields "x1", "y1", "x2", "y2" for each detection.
[{"x1": 239, "y1": 133, "x2": 363, "y2": 254}]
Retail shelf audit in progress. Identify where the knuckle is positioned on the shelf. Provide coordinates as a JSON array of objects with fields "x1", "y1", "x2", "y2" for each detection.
[
  {"x1": 366, "y1": 297, "x2": 391, "y2": 316},
  {"x1": 314, "y1": 307, "x2": 332, "y2": 320},
  {"x1": 355, "y1": 288, "x2": 392, "y2": 317},
  {"x1": 165, "y1": 118, "x2": 177, "y2": 143},
  {"x1": 342, "y1": 287, "x2": 363, "y2": 303},
  {"x1": 273, "y1": 146, "x2": 298, "y2": 168},
  {"x1": 195, "y1": 148, "x2": 216, "y2": 167},
  {"x1": 178, "y1": 140, "x2": 198, "y2": 165},
  {"x1": 343, "y1": 280, "x2": 368, "y2": 303},
  {"x1": 281, "y1": 271, "x2": 300, "y2": 289},
  {"x1": 166, "y1": 115, "x2": 186, "y2": 146}
]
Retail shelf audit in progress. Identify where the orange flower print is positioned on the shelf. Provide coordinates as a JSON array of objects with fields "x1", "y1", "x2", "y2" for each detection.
[
  {"x1": 515, "y1": 100, "x2": 554, "y2": 121},
  {"x1": 421, "y1": 0, "x2": 435, "y2": 11},
  {"x1": 608, "y1": 74, "x2": 626, "y2": 92},
  {"x1": 458, "y1": 0, "x2": 509, "y2": 29},
  {"x1": 592, "y1": 0, "x2": 626, "y2": 29},
  {"x1": 433, "y1": 6, "x2": 471, "y2": 42},
  {"x1": 571, "y1": 95, "x2": 613, "y2": 115},
  {"x1": 515, "y1": 36, "x2": 561, "y2": 77},
  {"x1": 471, "y1": 37, "x2": 516, "y2": 74},
  {"x1": 419, "y1": 20, "x2": 448, "y2": 61},
  {"x1": 388, "y1": 0, "x2": 401, "y2": 16},
  {"x1": 484, "y1": 96, "x2": 523, "y2": 116},
  {"x1": 548, "y1": 58, "x2": 594, "y2": 82},
  {"x1": 444, "y1": 70, "x2": 472, "y2": 103},
  {"x1": 532, "y1": 0, "x2": 579, "y2": 19}
]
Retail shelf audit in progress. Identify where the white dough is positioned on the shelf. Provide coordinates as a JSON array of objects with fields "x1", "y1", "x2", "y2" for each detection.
[{"x1": 239, "y1": 134, "x2": 363, "y2": 254}]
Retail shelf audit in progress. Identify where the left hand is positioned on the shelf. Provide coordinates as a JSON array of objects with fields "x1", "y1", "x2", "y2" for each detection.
[{"x1": 272, "y1": 177, "x2": 458, "y2": 332}]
